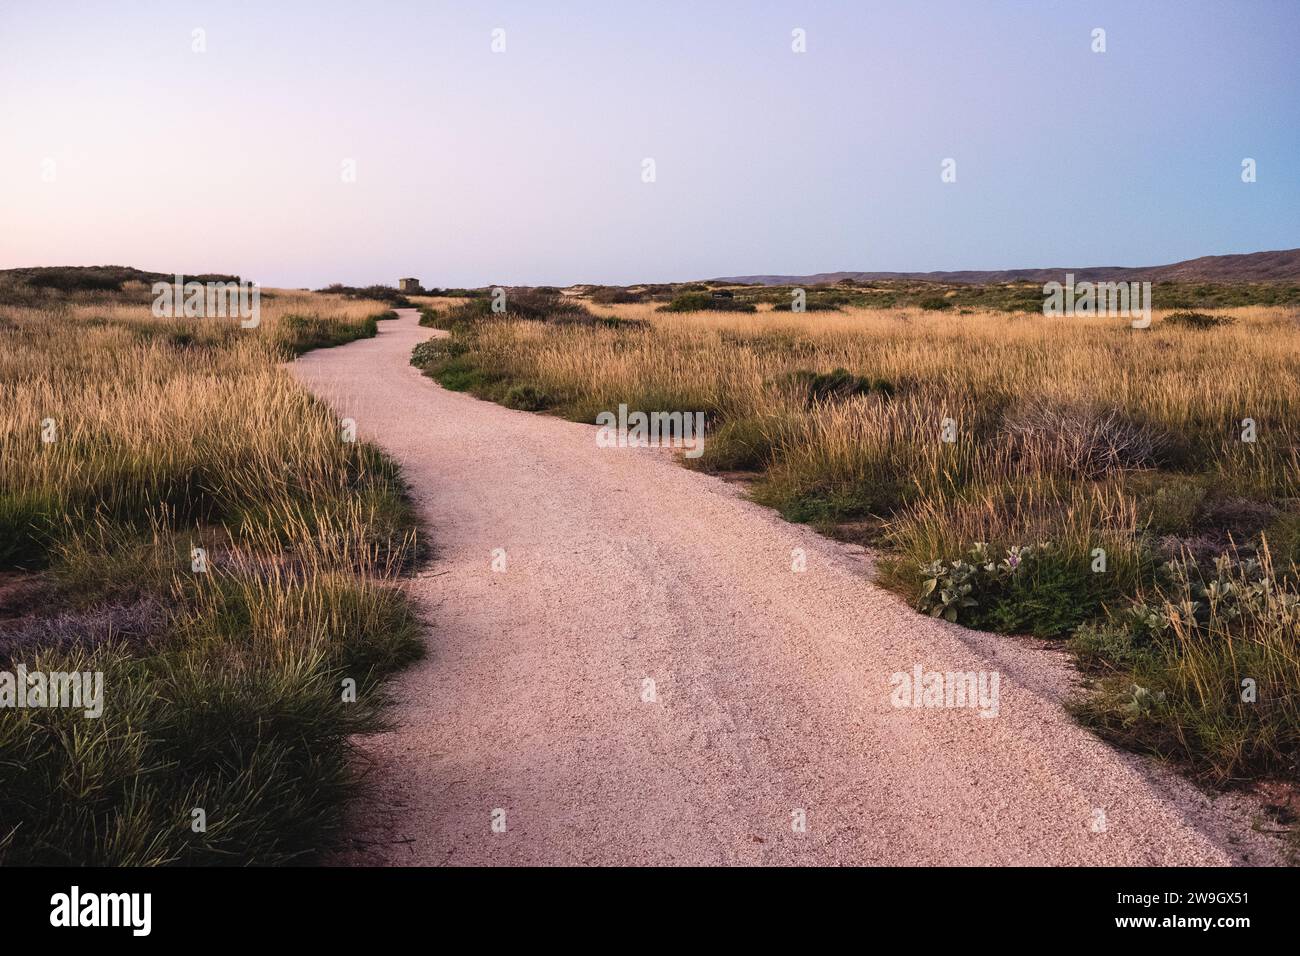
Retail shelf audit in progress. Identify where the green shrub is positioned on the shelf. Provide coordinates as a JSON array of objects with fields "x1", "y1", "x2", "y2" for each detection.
[
  {"x1": 1163, "y1": 311, "x2": 1234, "y2": 329},
  {"x1": 410, "y1": 338, "x2": 453, "y2": 368},
  {"x1": 1069, "y1": 617, "x2": 1160, "y2": 670},
  {"x1": 589, "y1": 287, "x2": 643, "y2": 304},
  {"x1": 433, "y1": 357, "x2": 495, "y2": 392},
  {"x1": 315, "y1": 283, "x2": 411, "y2": 307},
  {"x1": 659, "y1": 292, "x2": 757, "y2": 313},
  {"x1": 277, "y1": 313, "x2": 377, "y2": 356},
  {"x1": 916, "y1": 542, "x2": 1118, "y2": 636},
  {"x1": 411, "y1": 335, "x2": 498, "y2": 393}
]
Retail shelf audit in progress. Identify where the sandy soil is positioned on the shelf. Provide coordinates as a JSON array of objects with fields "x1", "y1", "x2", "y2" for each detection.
[{"x1": 291, "y1": 308, "x2": 1281, "y2": 866}]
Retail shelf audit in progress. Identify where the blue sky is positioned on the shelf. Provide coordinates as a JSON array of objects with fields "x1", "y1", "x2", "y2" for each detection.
[{"x1": 1, "y1": 0, "x2": 1296, "y2": 287}]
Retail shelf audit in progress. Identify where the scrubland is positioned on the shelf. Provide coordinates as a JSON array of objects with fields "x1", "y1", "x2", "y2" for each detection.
[
  {"x1": 0, "y1": 288, "x2": 421, "y2": 864},
  {"x1": 412, "y1": 292, "x2": 1300, "y2": 792}
]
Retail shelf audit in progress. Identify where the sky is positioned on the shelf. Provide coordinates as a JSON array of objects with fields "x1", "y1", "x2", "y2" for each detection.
[{"x1": 1, "y1": 0, "x2": 1297, "y2": 288}]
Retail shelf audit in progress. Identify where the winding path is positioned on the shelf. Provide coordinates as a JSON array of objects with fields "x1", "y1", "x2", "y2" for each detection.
[{"x1": 292, "y1": 308, "x2": 1276, "y2": 866}]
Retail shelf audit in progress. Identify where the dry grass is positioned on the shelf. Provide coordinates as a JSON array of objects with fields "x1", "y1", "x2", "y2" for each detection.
[{"x1": 0, "y1": 290, "x2": 423, "y2": 865}]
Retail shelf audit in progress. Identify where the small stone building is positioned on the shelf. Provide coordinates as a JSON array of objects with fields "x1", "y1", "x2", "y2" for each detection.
[{"x1": 398, "y1": 277, "x2": 421, "y2": 292}]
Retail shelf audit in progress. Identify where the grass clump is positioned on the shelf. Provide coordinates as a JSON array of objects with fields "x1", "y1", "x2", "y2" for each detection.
[
  {"x1": 692, "y1": 416, "x2": 785, "y2": 472},
  {"x1": 277, "y1": 312, "x2": 378, "y2": 356},
  {"x1": 781, "y1": 368, "x2": 894, "y2": 404},
  {"x1": 503, "y1": 384, "x2": 550, "y2": 411}
]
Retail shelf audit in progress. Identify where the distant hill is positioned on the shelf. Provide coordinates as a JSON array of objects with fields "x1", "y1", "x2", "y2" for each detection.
[
  {"x1": 714, "y1": 248, "x2": 1300, "y2": 286},
  {"x1": 0, "y1": 265, "x2": 240, "y2": 292}
]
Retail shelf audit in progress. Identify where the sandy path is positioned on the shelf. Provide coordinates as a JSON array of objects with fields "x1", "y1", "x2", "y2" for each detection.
[{"x1": 292, "y1": 308, "x2": 1277, "y2": 866}]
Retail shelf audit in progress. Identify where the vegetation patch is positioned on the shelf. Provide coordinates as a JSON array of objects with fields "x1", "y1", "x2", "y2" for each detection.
[
  {"x1": 916, "y1": 542, "x2": 1123, "y2": 637},
  {"x1": 659, "y1": 292, "x2": 758, "y2": 313},
  {"x1": 0, "y1": 288, "x2": 423, "y2": 865},
  {"x1": 1163, "y1": 310, "x2": 1235, "y2": 329},
  {"x1": 315, "y1": 283, "x2": 412, "y2": 308},
  {"x1": 278, "y1": 313, "x2": 378, "y2": 356},
  {"x1": 590, "y1": 287, "x2": 644, "y2": 304},
  {"x1": 781, "y1": 368, "x2": 895, "y2": 404},
  {"x1": 502, "y1": 384, "x2": 551, "y2": 411},
  {"x1": 1070, "y1": 551, "x2": 1300, "y2": 784}
]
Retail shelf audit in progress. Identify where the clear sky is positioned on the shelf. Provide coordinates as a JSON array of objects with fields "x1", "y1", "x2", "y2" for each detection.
[{"x1": 2, "y1": 0, "x2": 1297, "y2": 288}]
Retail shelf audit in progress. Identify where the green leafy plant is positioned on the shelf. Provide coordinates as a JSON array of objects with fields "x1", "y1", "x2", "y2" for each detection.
[{"x1": 916, "y1": 542, "x2": 1110, "y2": 636}]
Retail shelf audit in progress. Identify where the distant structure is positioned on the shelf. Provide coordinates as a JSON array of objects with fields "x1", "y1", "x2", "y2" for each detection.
[{"x1": 398, "y1": 277, "x2": 421, "y2": 292}]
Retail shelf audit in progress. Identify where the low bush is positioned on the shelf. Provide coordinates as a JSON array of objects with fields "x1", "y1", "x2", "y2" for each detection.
[
  {"x1": 1163, "y1": 311, "x2": 1234, "y2": 329},
  {"x1": 753, "y1": 475, "x2": 903, "y2": 526},
  {"x1": 590, "y1": 288, "x2": 643, "y2": 304},
  {"x1": 916, "y1": 542, "x2": 1120, "y2": 636},
  {"x1": 659, "y1": 292, "x2": 757, "y2": 313},
  {"x1": 277, "y1": 313, "x2": 378, "y2": 356},
  {"x1": 769, "y1": 300, "x2": 843, "y2": 312},
  {"x1": 316, "y1": 284, "x2": 411, "y2": 307},
  {"x1": 410, "y1": 339, "x2": 497, "y2": 393}
]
